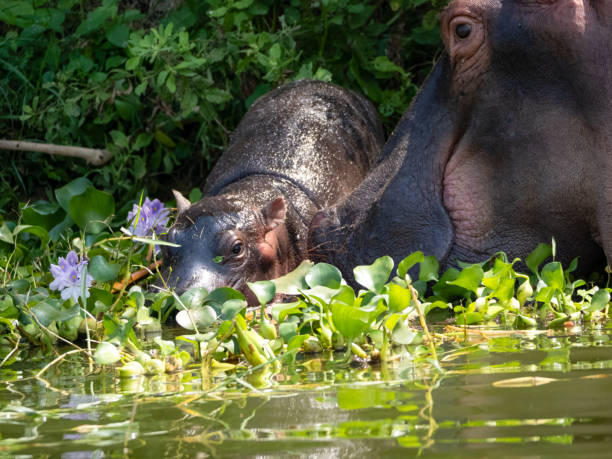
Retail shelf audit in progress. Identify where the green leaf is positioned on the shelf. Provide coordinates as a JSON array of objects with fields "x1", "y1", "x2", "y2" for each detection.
[
  {"x1": 31, "y1": 302, "x2": 80, "y2": 327},
  {"x1": 154, "y1": 336, "x2": 176, "y2": 356},
  {"x1": 447, "y1": 264, "x2": 484, "y2": 293},
  {"x1": 22, "y1": 200, "x2": 64, "y2": 231},
  {"x1": 126, "y1": 288, "x2": 145, "y2": 310},
  {"x1": 331, "y1": 285, "x2": 357, "y2": 306},
  {"x1": 220, "y1": 299, "x2": 247, "y2": 320},
  {"x1": 68, "y1": 187, "x2": 115, "y2": 233},
  {"x1": 247, "y1": 280, "x2": 276, "y2": 305},
  {"x1": 55, "y1": 177, "x2": 92, "y2": 212},
  {"x1": 94, "y1": 342, "x2": 121, "y2": 365},
  {"x1": 132, "y1": 133, "x2": 153, "y2": 151},
  {"x1": 397, "y1": 251, "x2": 424, "y2": 279},
  {"x1": 155, "y1": 129, "x2": 176, "y2": 147},
  {"x1": 354, "y1": 256, "x2": 394, "y2": 293},
  {"x1": 526, "y1": 243, "x2": 552, "y2": 276},
  {"x1": 493, "y1": 277, "x2": 516, "y2": 303},
  {"x1": 455, "y1": 312, "x2": 484, "y2": 325},
  {"x1": 178, "y1": 287, "x2": 208, "y2": 309},
  {"x1": 535, "y1": 286, "x2": 555, "y2": 303},
  {"x1": 392, "y1": 324, "x2": 421, "y2": 345},
  {"x1": 419, "y1": 256, "x2": 439, "y2": 282},
  {"x1": 110, "y1": 130, "x2": 129, "y2": 149},
  {"x1": 271, "y1": 301, "x2": 305, "y2": 322},
  {"x1": 272, "y1": 260, "x2": 313, "y2": 295},
  {"x1": 541, "y1": 262, "x2": 565, "y2": 291},
  {"x1": 549, "y1": 315, "x2": 570, "y2": 329},
  {"x1": 306, "y1": 263, "x2": 342, "y2": 289},
  {"x1": 13, "y1": 225, "x2": 49, "y2": 247},
  {"x1": 106, "y1": 24, "x2": 130, "y2": 47},
  {"x1": 279, "y1": 321, "x2": 298, "y2": 342},
  {"x1": 176, "y1": 305, "x2": 217, "y2": 330},
  {"x1": 205, "y1": 287, "x2": 245, "y2": 310},
  {"x1": 331, "y1": 303, "x2": 372, "y2": 340},
  {"x1": 287, "y1": 334, "x2": 310, "y2": 351},
  {"x1": 586, "y1": 289, "x2": 610, "y2": 313},
  {"x1": 385, "y1": 283, "x2": 411, "y2": 313},
  {"x1": 0, "y1": 223, "x2": 13, "y2": 244},
  {"x1": 89, "y1": 255, "x2": 121, "y2": 282},
  {"x1": 166, "y1": 73, "x2": 176, "y2": 93}
]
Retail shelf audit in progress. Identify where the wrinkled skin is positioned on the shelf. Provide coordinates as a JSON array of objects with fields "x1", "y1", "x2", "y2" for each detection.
[
  {"x1": 310, "y1": 0, "x2": 612, "y2": 279},
  {"x1": 161, "y1": 80, "x2": 384, "y2": 299}
]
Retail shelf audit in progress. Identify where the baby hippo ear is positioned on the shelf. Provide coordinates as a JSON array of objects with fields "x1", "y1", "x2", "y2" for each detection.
[
  {"x1": 172, "y1": 189, "x2": 191, "y2": 215},
  {"x1": 263, "y1": 197, "x2": 286, "y2": 230}
]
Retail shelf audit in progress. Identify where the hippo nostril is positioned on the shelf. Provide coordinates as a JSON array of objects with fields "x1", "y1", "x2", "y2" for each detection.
[{"x1": 455, "y1": 23, "x2": 472, "y2": 39}]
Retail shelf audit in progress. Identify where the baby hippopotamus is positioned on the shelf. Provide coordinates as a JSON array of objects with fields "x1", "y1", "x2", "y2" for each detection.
[{"x1": 160, "y1": 80, "x2": 383, "y2": 299}]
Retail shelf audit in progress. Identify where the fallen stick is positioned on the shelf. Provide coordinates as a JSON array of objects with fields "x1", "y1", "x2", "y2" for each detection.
[
  {"x1": 0, "y1": 139, "x2": 113, "y2": 165},
  {"x1": 112, "y1": 260, "x2": 163, "y2": 293}
]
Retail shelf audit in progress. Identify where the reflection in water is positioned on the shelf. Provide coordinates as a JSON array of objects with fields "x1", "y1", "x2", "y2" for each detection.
[{"x1": 1, "y1": 328, "x2": 612, "y2": 457}]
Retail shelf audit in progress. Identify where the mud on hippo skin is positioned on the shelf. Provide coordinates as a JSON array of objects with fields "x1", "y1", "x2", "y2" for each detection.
[
  {"x1": 310, "y1": 0, "x2": 612, "y2": 280},
  {"x1": 160, "y1": 80, "x2": 384, "y2": 300}
]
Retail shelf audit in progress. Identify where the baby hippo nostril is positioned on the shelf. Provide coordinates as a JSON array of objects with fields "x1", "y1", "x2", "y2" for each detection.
[{"x1": 455, "y1": 23, "x2": 472, "y2": 39}]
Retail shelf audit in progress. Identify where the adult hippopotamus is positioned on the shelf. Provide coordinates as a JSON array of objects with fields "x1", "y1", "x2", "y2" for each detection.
[
  {"x1": 310, "y1": 0, "x2": 612, "y2": 278},
  {"x1": 160, "y1": 80, "x2": 384, "y2": 298}
]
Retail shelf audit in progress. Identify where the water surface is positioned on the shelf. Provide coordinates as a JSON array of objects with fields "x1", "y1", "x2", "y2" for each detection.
[{"x1": 2, "y1": 325, "x2": 612, "y2": 458}]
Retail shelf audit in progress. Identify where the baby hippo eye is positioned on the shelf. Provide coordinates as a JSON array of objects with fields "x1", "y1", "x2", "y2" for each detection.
[
  {"x1": 455, "y1": 23, "x2": 472, "y2": 39},
  {"x1": 231, "y1": 241, "x2": 244, "y2": 255}
]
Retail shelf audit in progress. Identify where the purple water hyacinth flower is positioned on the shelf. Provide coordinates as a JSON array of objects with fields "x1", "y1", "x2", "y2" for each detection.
[
  {"x1": 49, "y1": 250, "x2": 93, "y2": 302},
  {"x1": 127, "y1": 197, "x2": 170, "y2": 237}
]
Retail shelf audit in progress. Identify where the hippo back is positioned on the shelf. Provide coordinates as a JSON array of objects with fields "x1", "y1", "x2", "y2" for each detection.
[{"x1": 203, "y1": 80, "x2": 384, "y2": 209}]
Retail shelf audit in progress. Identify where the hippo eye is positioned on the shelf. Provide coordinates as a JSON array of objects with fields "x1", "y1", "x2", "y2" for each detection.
[
  {"x1": 455, "y1": 23, "x2": 472, "y2": 39},
  {"x1": 231, "y1": 241, "x2": 244, "y2": 255}
]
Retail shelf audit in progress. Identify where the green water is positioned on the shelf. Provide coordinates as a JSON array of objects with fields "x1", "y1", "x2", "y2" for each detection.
[{"x1": 2, "y1": 327, "x2": 612, "y2": 458}]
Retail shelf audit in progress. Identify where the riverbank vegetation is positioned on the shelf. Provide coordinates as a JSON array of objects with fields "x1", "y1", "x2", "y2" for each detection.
[{"x1": 1, "y1": 0, "x2": 447, "y2": 216}]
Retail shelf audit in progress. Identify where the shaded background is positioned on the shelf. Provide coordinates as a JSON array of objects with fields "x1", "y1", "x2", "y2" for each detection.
[{"x1": 0, "y1": 0, "x2": 448, "y2": 217}]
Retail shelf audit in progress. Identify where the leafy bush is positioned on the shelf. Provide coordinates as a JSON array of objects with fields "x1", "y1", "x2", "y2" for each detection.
[{"x1": 0, "y1": 0, "x2": 448, "y2": 217}]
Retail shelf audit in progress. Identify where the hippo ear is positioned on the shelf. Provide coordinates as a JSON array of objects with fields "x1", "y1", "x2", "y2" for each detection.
[
  {"x1": 172, "y1": 189, "x2": 191, "y2": 215},
  {"x1": 263, "y1": 197, "x2": 286, "y2": 230}
]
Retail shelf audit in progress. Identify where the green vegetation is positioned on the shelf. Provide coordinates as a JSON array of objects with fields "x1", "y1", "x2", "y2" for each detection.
[
  {"x1": 0, "y1": 0, "x2": 448, "y2": 216},
  {"x1": 1, "y1": 0, "x2": 610, "y2": 384},
  {"x1": 1, "y1": 177, "x2": 610, "y2": 380}
]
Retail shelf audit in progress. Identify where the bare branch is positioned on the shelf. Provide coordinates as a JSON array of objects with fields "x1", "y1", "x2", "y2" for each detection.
[{"x1": 0, "y1": 140, "x2": 113, "y2": 165}]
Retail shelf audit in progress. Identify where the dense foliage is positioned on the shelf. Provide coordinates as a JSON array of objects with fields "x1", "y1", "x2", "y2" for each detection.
[
  {"x1": 1, "y1": 179, "x2": 610, "y2": 377},
  {"x1": 0, "y1": 0, "x2": 448, "y2": 216}
]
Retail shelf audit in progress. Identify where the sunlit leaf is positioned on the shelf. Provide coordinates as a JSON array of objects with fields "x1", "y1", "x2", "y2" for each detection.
[
  {"x1": 541, "y1": 262, "x2": 565, "y2": 291},
  {"x1": 331, "y1": 303, "x2": 371, "y2": 340},
  {"x1": 397, "y1": 251, "x2": 424, "y2": 279},
  {"x1": 305, "y1": 263, "x2": 342, "y2": 289},
  {"x1": 526, "y1": 243, "x2": 552, "y2": 276},
  {"x1": 247, "y1": 280, "x2": 276, "y2": 305},
  {"x1": 220, "y1": 299, "x2": 247, "y2": 320},
  {"x1": 176, "y1": 305, "x2": 217, "y2": 330},
  {"x1": 354, "y1": 256, "x2": 393, "y2": 293},
  {"x1": 447, "y1": 264, "x2": 483, "y2": 293},
  {"x1": 272, "y1": 260, "x2": 313, "y2": 294},
  {"x1": 586, "y1": 289, "x2": 610, "y2": 313},
  {"x1": 94, "y1": 342, "x2": 121, "y2": 365},
  {"x1": 178, "y1": 287, "x2": 208, "y2": 309},
  {"x1": 385, "y1": 283, "x2": 411, "y2": 312},
  {"x1": 419, "y1": 255, "x2": 439, "y2": 282}
]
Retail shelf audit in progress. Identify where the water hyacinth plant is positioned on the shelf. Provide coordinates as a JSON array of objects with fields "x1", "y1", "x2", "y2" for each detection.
[
  {"x1": 127, "y1": 197, "x2": 170, "y2": 237},
  {"x1": 49, "y1": 251, "x2": 93, "y2": 302}
]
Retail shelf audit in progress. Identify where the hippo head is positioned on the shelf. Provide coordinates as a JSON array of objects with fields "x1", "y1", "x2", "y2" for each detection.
[
  {"x1": 159, "y1": 191, "x2": 293, "y2": 300},
  {"x1": 311, "y1": 0, "x2": 612, "y2": 276}
]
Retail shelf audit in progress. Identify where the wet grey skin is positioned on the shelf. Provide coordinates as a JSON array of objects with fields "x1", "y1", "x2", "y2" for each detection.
[
  {"x1": 160, "y1": 80, "x2": 384, "y2": 300},
  {"x1": 310, "y1": 0, "x2": 612, "y2": 280}
]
